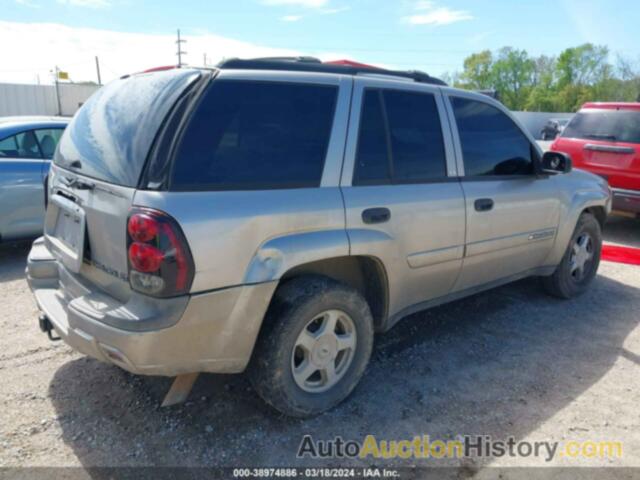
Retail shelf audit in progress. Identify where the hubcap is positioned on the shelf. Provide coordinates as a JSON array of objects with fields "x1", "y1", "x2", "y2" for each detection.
[
  {"x1": 570, "y1": 233, "x2": 594, "y2": 281},
  {"x1": 291, "y1": 309, "x2": 357, "y2": 393}
]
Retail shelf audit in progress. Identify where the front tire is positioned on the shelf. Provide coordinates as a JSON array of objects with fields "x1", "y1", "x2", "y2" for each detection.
[
  {"x1": 543, "y1": 212, "x2": 602, "y2": 299},
  {"x1": 248, "y1": 276, "x2": 374, "y2": 418}
]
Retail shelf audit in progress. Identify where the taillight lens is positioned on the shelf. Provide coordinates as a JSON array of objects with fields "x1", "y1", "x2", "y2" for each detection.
[
  {"x1": 128, "y1": 214, "x2": 158, "y2": 242},
  {"x1": 126, "y1": 208, "x2": 195, "y2": 297},
  {"x1": 128, "y1": 242, "x2": 164, "y2": 272}
]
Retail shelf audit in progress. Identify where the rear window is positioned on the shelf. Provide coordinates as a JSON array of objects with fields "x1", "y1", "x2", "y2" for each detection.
[
  {"x1": 171, "y1": 80, "x2": 338, "y2": 191},
  {"x1": 562, "y1": 109, "x2": 640, "y2": 144},
  {"x1": 54, "y1": 69, "x2": 201, "y2": 187}
]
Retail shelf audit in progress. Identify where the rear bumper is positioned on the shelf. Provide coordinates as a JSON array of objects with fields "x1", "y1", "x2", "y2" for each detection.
[
  {"x1": 27, "y1": 237, "x2": 277, "y2": 376},
  {"x1": 611, "y1": 187, "x2": 640, "y2": 215}
]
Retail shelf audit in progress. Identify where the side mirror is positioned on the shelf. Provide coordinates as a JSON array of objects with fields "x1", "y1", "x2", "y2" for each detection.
[{"x1": 539, "y1": 151, "x2": 572, "y2": 175}]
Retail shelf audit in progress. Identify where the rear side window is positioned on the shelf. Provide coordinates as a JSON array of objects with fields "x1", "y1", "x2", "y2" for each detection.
[
  {"x1": 452, "y1": 97, "x2": 534, "y2": 177},
  {"x1": 353, "y1": 89, "x2": 447, "y2": 186},
  {"x1": 171, "y1": 80, "x2": 338, "y2": 191},
  {"x1": 562, "y1": 109, "x2": 640, "y2": 144},
  {"x1": 353, "y1": 91, "x2": 390, "y2": 185},
  {"x1": 34, "y1": 128, "x2": 64, "y2": 159}
]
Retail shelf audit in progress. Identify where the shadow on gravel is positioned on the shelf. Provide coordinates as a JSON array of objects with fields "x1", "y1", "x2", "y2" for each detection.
[
  {"x1": 0, "y1": 241, "x2": 31, "y2": 283},
  {"x1": 49, "y1": 272, "x2": 640, "y2": 472}
]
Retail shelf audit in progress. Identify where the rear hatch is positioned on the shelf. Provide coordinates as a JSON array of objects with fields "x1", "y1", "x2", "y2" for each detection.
[
  {"x1": 554, "y1": 108, "x2": 640, "y2": 190},
  {"x1": 45, "y1": 68, "x2": 202, "y2": 302}
]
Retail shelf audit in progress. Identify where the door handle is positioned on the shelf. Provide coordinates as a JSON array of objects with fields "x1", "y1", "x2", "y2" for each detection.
[
  {"x1": 362, "y1": 207, "x2": 391, "y2": 224},
  {"x1": 474, "y1": 198, "x2": 494, "y2": 212},
  {"x1": 584, "y1": 144, "x2": 635, "y2": 154}
]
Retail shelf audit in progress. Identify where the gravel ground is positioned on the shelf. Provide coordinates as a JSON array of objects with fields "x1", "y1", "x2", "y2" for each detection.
[{"x1": 0, "y1": 218, "x2": 639, "y2": 474}]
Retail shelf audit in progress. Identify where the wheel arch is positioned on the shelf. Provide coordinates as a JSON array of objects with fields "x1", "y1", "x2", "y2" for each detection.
[
  {"x1": 584, "y1": 205, "x2": 607, "y2": 230},
  {"x1": 545, "y1": 189, "x2": 608, "y2": 267},
  {"x1": 279, "y1": 255, "x2": 389, "y2": 332}
]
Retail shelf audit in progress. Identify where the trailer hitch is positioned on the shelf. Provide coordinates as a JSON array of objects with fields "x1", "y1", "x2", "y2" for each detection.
[{"x1": 39, "y1": 314, "x2": 61, "y2": 341}]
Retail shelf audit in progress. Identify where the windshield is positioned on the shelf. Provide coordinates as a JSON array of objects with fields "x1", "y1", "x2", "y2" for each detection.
[
  {"x1": 562, "y1": 109, "x2": 640, "y2": 144},
  {"x1": 54, "y1": 69, "x2": 201, "y2": 187}
]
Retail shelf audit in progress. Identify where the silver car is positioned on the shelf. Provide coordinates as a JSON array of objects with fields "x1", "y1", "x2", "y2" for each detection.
[
  {"x1": 0, "y1": 117, "x2": 68, "y2": 241},
  {"x1": 26, "y1": 59, "x2": 611, "y2": 417}
]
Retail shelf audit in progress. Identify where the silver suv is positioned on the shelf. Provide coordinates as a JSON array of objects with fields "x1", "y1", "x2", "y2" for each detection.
[{"x1": 27, "y1": 58, "x2": 611, "y2": 417}]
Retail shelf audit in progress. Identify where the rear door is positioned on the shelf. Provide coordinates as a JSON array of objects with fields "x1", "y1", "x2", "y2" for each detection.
[
  {"x1": 0, "y1": 130, "x2": 47, "y2": 240},
  {"x1": 445, "y1": 92, "x2": 561, "y2": 292},
  {"x1": 341, "y1": 78, "x2": 466, "y2": 321}
]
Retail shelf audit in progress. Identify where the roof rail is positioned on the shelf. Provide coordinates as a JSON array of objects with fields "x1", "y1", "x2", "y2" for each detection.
[{"x1": 217, "y1": 57, "x2": 447, "y2": 86}]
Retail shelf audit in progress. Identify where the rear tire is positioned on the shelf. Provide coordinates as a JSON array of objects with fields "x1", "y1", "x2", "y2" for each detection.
[
  {"x1": 543, "y1": 213, "x2": 602, "y2": 299},
  {"x1": 248, "y1": 276, "x2": 374, "y2": 418}
]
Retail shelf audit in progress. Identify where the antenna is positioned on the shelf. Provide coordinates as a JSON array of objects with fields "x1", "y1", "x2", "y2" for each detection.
[{"x1": 176, "y1": 29, "x2": 187, "y2": 67}]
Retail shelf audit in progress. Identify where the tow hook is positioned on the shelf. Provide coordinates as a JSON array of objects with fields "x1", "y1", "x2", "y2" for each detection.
[{"x1": 39, "y1": 314, "x2": 61, "y2": 341}]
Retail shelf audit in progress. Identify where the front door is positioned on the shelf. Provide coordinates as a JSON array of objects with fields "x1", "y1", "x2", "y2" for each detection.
[
  {"x1": 0, "y1": 130, "x2": 47, "y2": 240},
  {"x1": 341, "y1": 78, "x2": 466, "y2": 322},
  {"x1": 445, "y1": 93, "x2": 561, "y2": 292}
]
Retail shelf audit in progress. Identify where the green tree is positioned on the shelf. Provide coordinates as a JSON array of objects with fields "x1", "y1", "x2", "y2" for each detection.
[
  {"x1": 459, "y1": 50, "x2": 494, "y2": 90},
  {"x1": 554, "y1": 43, "x2": 611, "y2": 110},
  {"x1": 526, "y1": 55, "x2": 559, "y2": 111},
  {"x1": 455, "y1": 43, "x2": 637, "y2": 112},
  {"x1": 615, "y1": 55, "x2": 640, "y2": 101},
  {"x1": 532, "y1": 55, "x2": 556, "y2": 86},
  {"x1": 491, "y1": 47, "x2": 535, "y2": 110},
  {"x1": 556, "y1": 43, "x2": 610, "y2": 86}
]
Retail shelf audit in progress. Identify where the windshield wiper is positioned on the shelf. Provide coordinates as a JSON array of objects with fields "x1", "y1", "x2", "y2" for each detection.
[{"x1": 584, "y1": 133, "x2": 617, "y2": 141}]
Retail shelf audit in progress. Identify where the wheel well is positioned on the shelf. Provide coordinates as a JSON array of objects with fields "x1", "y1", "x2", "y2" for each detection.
[
  {"x1": 280, "y1": 256, "x2": 388, "y2": 331},
  {"x1": 584, "y1": 206, "x2": 607, "y2": 230}
]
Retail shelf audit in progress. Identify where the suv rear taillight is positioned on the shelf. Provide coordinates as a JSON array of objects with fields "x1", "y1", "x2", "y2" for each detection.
[{"x1": 126, "y1": 208, "x2": 195, "y2": 297}]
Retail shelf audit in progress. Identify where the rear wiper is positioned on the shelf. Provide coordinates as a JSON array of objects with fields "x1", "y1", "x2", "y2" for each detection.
[{"x1": 584, "y1": 133, "x2": 617, "y2": 141}]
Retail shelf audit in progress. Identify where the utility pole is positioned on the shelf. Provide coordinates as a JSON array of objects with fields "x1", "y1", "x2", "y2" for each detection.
[
  {"x1": 203, "y1": 53, "x2": 207, "y2": 67},
  {"x1": 176, "y1": 29, "x2": 187, "y2": 67},
  {"x1": 95, "y1": 56, "x2": 102, "y2": 85},
  {"x1": 53, "y1": 66, "x2": 62, "y2": 116}
]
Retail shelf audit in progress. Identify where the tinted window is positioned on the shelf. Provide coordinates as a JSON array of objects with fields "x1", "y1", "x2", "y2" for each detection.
[
  {"x1": 353, "y1": 89, "x2": 447, "y2": 186},
  {"x1": 384, "y1": 90, "x2": 447, "y2": 182},
  {"x1": 452, "y1": 97, "x2": 534, "y2": 176},
  {"x1": 0, "y1": 131, "x2": 41, "y2": 159},
  {"x1": 353, "y1": 91, "x2": 391, "y2": 185},
  {"x1": 34, "y1": 128, "x2": 64, "y2": 159},
  {"x1": 562, "y1": 109, "x2": 640, "y2": 144},
  {"x1": 171, "y1": 80, "x2": 338, "y2": 191},
  {"x1": 55, "y1": 69, "x2": 201, "y2": 186}
]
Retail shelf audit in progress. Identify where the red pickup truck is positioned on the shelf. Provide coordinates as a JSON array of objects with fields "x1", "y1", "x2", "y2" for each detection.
[{"x1": 551, "y1": 102, "x2": 640, "y2": 217}]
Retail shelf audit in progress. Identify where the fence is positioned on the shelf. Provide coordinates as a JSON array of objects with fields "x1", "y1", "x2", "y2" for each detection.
[{"x1": 0, "y1": 82, "x2": 100, "y2": 117}]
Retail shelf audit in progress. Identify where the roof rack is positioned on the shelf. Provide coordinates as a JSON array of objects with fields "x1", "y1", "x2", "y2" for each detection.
[{"x1": 217, "y1": 57, "x2": 447, "y2": 86}]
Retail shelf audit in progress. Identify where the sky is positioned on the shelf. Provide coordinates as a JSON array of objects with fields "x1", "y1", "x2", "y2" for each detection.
[{"x1": 1, "y1": 0, "x2": 639, "y2": 85}]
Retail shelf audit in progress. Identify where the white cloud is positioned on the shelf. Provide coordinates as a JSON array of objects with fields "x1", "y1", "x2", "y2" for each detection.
[
  {"x1": 57, "y1": 0, "x2": 111, "y2": 7},
  {"x1": 0, "y1": 21, "x2": 300, "y2": 85},
  {"x1": 414, "y1": 0, "x2": 435, "y2": 10},
  {"x1": 15, "y1": 0, "x2": 40, "y2": 6},
  {"x1": 403, "y1": 1, "x2": 473, "y2": 26},
  {"x1": 262, "y1": 0, "x2": 328, "y2": 7},
  {"x1": 320, "y1": 6, "x2": 349, "y2": 14},
  {"x1": 281, "y1": 14, "x2": 303, "y2": 21}
]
